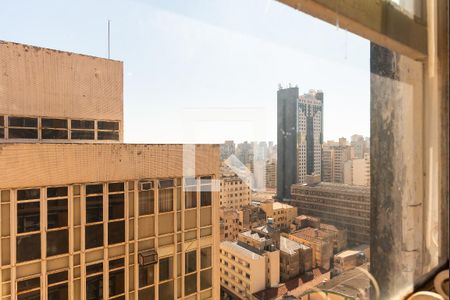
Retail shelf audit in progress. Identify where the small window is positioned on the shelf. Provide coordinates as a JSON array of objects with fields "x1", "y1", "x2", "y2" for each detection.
[
  {"x1": 109, "y1": 193, "x2": 124, "y2": 220},
  {"x1": 184, "y1": 273, "x2": 197, "y2": 296},
  {"x1": 48, "y1": 271, "x2": 68, "y2": 284},
  {"x1": 17, "y1": 277, "x2": 41, "y2": 300},
  {"x1": 0, "y1": 115, "x2": 4, "y2": 139},
  {"x1": 200, "y1": 269, "x2": 212, "y2": 290},
  {"x1": 17, "y1": 233, "x2": 41, "y2": 262},
  {"x1": 17, "y1": 201, "x2": 40, "y2": 233},
  {"x1": 185, "y1": 250, "x2": 197, "y2": 274},
  {"x1": 17, "y1": 189, "x2": 40, "y2": 201},
  {"x1": 47, "y1": 199, "x2": 68, "y2": 228},
  {"x1": 86, "y1": 184, "x2": 103, "y2": 195},
  {"x1": 86, "y1": 263, "x2": 103, "y2": 275},
  {"x1": 158, "y1": 183, "x2": 173, "y2": 213},
  {"x1": 109, "y1": 258, "x2": 125, "y2": 270},
  {"x1": 158, "y1": 280, "x2": 174, "y2": 299},
  {"x1": 8, "y1": 116, "x2": 38, "y2": 139},
  {"x1": 139, "y1": 264, "x2": 154, "y2": 287},
  {"x1": 138, "y1": 286, "x2": 155, "y2": 300},
  {"x1": 85, "y1": 224, "x2": 103, "y2": 249},
  {"x1": 201, "y1": 247, "x2": 212, "y2": 269},
  {"x1": 97, "y1": 121, "x2": 119, "y2": 141},
  {"x1": 42, "y1": 118, "x2": 67, "y2": 129},
  {"x1": 86, "y1": 275, "x2": 103, "y2": 300},
  {"x1": 47, "y1": 186, "x2": 68, "y2": 198},
  {"x1": 97, "y1": 131, "x2": 119, "y2": 140},
  {"x1": 98, "y1": 121, "x2": 119, "y2": 130},
  {"x1": 200, "y1": 191, "x2": 212, "y2": 207},
  {"x1": 185, "y1": 191, "x2": 197, "y2": 209},
  {"x1": 71, "y1": 119, "x2": 94, "y2": 129},
  {"x1": 47, "y1": 229, "x2": 68, "y2": 256},
  {"x1": 108, "y1": 182, "x2": 124, "y2": 193},
  {"x1": 109, "y1": 269, "x2": 125, "y2": 297},
  {"x1": 86, "y1": 196, "x2": 103, "y2": 223},
  {"x1": 139, "y1": 190, "x2": 154, "y2": 215},
  {"x1": 48, "y1": 283, "x2": 68, "y2": 300},
  {"x1": 108, "y1": 221, "x2": 125, "y2": 244},
  {"x1": 159, "y1": 257, "x2": 173, "y2": 281},
  {"x1": 42, "y1": 129, "x2": 68, "y2": 139},
  {"x1": 71, "y1": 130, "x2": 94, "y2": 140}
]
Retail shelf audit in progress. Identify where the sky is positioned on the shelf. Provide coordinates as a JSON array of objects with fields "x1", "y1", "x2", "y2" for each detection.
[{"x1": 0, "y1": 0, "x2": 370, "y2": 144}]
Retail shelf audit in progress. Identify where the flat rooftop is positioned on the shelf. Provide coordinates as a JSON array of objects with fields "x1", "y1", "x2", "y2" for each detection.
[
  {"x1": 280, "y1": 236, "x2": 310, "y2": 255},
  {"x1": 220, "y1": 241, "x2": 262, "y2": 261},
  {"x1": 292, "y1": 182, "x2": 370, "y2": 194}
]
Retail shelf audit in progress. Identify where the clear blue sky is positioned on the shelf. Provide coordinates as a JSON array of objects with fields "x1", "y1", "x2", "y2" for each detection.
[{"x1": 0, "y1": 0, "x2": 370, "y2": 144}]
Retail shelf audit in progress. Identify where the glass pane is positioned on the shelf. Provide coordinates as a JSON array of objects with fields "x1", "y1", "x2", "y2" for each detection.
[
  {"x1": 17, "y1": 201, "x2": 40, "y2": 233},
  {"x1": 9, "y1": 128, "x2": 38, "y2": 139},
  {"x1": 185, "y1": 191, "x2": 197, "y2": 209},
  {"x1": 71, "y1": 119, "x2": 94, "y2": 129},
  {"x1": 108, "y1": 182, "x2": 124, "y2": 193},
  {"x1": 108, "y1": 221, "x2": 125, "y2": 244},
  {"x1": 184, "y1": 273, "x2": 197, "y2": 296},
  {"x1": 138, "y1": 286, "x2": 154, "y2": 300},
  {"x1": 86, "y1": 263, "x2": 103, "y2": 275},
  {"x1": 158, "y1": 280, "x2": 174, "y2": 299},
  {"x1": 109, "y1": 269, "x2": 125, "y2": 297},
  {"x1": 200, "y1": 247, "x2": 212, "y2": 269},
  {"x1": 47, "y1": 229, "x2": 68, "y2": 256},
  {"x1": 48, "y1": 271, "x2": 68, "y2": 284},
  {"x1": 139, "y1": 264, "x2": 154, "y2": 287},
  {"x1": 98, "y1": 131, "x2": 119, "y2": 140},
  {"x1": 108, "y1": 194, "x2": 124, "y2": 220},
  {"x1": 86, "y1": 275, "x2": 103, "y2": 300},
  {"x1": 200, "y1": 191, "x2": 211, "y2": 207},
  {"x1": 18, "y1": 291, "x2": 40, "y2": 300},
  {"x1": 86, "y1": 184, "x2": 103, "y2": 195},
  {"x1": 159, "y1": 256, "x2": 173, "y2": 281},
  {"x1": 98, "y1": 121, "x2": 119, "y2": 130},
  {"x1": 71, "y1": 130, "x2": 94, "y2": 140},
  {"x1": 85, "y1": 224, "x2": 103, "y2": 249},
  {"x1": 86, "y1": 196, "x2": 103, "y2": 223},
  {"x1": 47, "y1": 199, "x2": 68, "y2": 228},
  {"x1": 17, "y1": 189, "x2": 40, "y2": 201},
  {"x1": 158, "y1": 188, "x2": 173, "y2": 212},
  {"x1": 8, "y1": 116, "x2": 37, "y2": 127},
  {"x1": 200, "y1": 269, "x2": 212, "y2": 290},
  {"x1": 47, "y1": 186, "x2": 68, "y2": 198},
  {"x1": 185, "y1": 250, "x2": 196, "y2": 274},
  {"x1": 42, "y1": 129, "x2": 68, "y2": 139},
  {"x1": 139, "y1": 190, "x2": 154, "y2": 215},
  {"x1": 48, "y1": 283, "x2": 68, "y2": 300},
  {"x1": 17, "y1": 277, "x2": 40, "y2": 292},
  {"x1": 17, "y1": 234, "x2": 41, "y2": 262},
  {"x1": 42, "y1": 118, "x2": 67, "y2": 128}
]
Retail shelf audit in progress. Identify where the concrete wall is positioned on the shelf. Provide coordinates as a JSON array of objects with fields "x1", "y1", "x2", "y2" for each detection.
[{"x1": 0, "y1": 41, "x2": 123, "y2": 123}]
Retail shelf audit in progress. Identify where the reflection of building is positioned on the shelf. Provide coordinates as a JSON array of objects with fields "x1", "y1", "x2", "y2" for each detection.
[
  {"x1": 219, "y1": 175, "x2": 251, "y2": 209},
  {"x1": 220, "y1": 208, "x2": 240, "y2": 241},
  {"x1": 0, "y1": 42, "x2": 220, "y2": 300},
  {"x1": 290, "y1": 181, "x2": 370, "y2": 244},
  {"x1": 220, "y1": 225, "x2": 280, "y2": 299},
  {"x1": 277, "y1": 87, "x2": 324, "y2": 200}
]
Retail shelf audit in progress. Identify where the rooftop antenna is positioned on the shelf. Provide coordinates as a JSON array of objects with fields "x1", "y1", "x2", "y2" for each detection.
[{"x1": 107, "y1": 19, "x2": 111, "y2": 59}]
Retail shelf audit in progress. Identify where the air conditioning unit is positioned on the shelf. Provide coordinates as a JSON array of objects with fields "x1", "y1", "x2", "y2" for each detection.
[
  {"x1": 138, "y1": 249, "x2": 158, "y2": 266},
  {"x1": 139, "y1": 181, "x2": 153, "y2": 191}
]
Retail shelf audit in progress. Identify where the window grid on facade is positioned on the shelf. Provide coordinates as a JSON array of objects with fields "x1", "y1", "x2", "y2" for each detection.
[{"x1": 1, "y1": 175, "x2": 215, "y2": 300}]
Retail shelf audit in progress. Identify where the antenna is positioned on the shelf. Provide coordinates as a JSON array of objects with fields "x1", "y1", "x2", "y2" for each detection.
[{"x1": 107, "y1": 19, "x2": 111, "y2": 59}]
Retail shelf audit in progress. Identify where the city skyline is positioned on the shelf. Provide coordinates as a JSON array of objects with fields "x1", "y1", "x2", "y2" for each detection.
[{"x1": 0, "y1": 0, "x2": 370, "y2": 144}]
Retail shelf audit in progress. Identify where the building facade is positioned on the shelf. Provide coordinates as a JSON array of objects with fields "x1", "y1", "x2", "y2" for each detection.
[
  {"x1": 260, "y1": 202, "x2": 297, "y2": 230},
  {"x1": 277, "y1": 87, "x2": 323, "y2": 200},
  {"x1": 219, "y1": 175, "x2": 251, "y2": 209},
  {"x1": 265, "y1": 160, "x2": 277, "y2": 190},
  {"x1": 0, "y1": 41, "x2": 220, "y2": 300},
  {"x1": 279, "y1": 236, "x2": 312, "y2": 282},
  {"x1": 220, "y1": 208, "x2": 240, "y2": 241},
  {"x1": 290, "y1": 182, "x2": 370, "y2": 244}
]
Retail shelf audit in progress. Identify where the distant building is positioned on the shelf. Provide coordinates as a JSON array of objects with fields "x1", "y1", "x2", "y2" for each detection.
[
  {"x1": 220, "y1": 225, "x2": 280, "y2": 298},
  {"x1": 260, "y1": 201, "x2": 297, "y2": 230},
  {"x1": 333, "y1": 249, "x2": 367, "y2": 274},
  {"x1": 220, "y1": 174, "x2": 251, "y2": 209},
  {"x1": 290, "y1": 182, "x2": 370, "y2": 244},
  {"x1": 352, "y1": 153, "x2": 370, "y2": 186},
  {"x1": 220, "y1": 140, "x2": 235, "y2": 160},
  {"x1": 279, "y1": 236, "x2": 313, "y2": 282},
  {"x1": 238, "y1": 205, "x2": 267, "y2": 232},
  {"x1": 351, "y1": 134, "x2": 369, "y2": 159},
  {"x1": 277, "y1": 87, "x2": 323, "y2": 200},
  {"x1": 287, "y1": 228, "x2": 334, "y2": 270},
  {"x1": 220, "y1": 208, "x2": 240, "y2": 241},
  {"x1": 265, "y1": 159, "x2": 277, "y2": 189}
]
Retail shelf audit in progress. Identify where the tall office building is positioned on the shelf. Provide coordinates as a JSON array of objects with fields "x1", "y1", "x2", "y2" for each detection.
[
  {"x1": 0, "y1": 42, "x2": 220, "y2": 300},
  {"x1": 277, "y1": 87, "x2": 323, "y2": 200}
]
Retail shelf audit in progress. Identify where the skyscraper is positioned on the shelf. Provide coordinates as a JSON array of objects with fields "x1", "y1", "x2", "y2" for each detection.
[{"x1": 277, "y1": 87, "x2": 323, "y2": 200}]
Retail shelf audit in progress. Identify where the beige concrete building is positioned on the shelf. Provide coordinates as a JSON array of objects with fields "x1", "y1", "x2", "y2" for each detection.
[
  {"x1": 333, "y1": 249, "x2": 367, "y2": 274},
  {"x1": 260, "y1": 202, "x2": 297, "y2": 230},
  {"x1": 264, "y1": 160, "x2": 277, "y2": 189},
  {"x1": 219, "y1": 227, "x2": 280, "y2": 299},
  {"x1": 287, "y1": 228, "x2": 334, "y2": 270},
  {"x1": 290, "y1": 182, "x2": 370, "y2": 245},
  {"x1": 220, "y1": 208, "x2": 240, "y2": 241},
  {"x1": 279, "y1": 236, "x2": 312, "y2": 282},
  {"x1": 342, "y1": 153, "x2": 370, "y2": 187},
  {"x1": 219, "y1": 175, "x2": 251, "y2": 210},
  {"x1": 321, "y1": 140, "x2": 353, "y2": 184},
  {"x1": 0, "y1": 41, "x2": 220, "y2": 300},
  {"x1": 237, "y1": 205, "x2": 267, "y2": 232}
]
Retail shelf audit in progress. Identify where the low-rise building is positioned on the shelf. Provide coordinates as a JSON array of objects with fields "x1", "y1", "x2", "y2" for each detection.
[
  {"x1": 290, "y1": 181, "x2": 370, "y2": 244},
  {"x1": 220, "y1": 174, "x2": 251, "y2": 209},
  {"x1": 260, "y1": 201, "x2": 297, "y2": 230},
  {"x1": 333, "y1": 249, "x2": 367, "y2": 274},
  {"x1": 238, "y1": 204, "x2": 267, "y2": 232},
  {"x1": 220, "y1": 208, "x2": 240, "y2": 241},
  {"x1": 220, "y1": 224, "x2": 280, "y2": 299},
  {"x1": 279, "y1": 236, "x2": 313, "y2": 282},
  {"x1": 288, "y1": 228, "x2": 334, "y2": 270},
  {"x1": 265, "y1": 160, "x2": 277, "y2": 189}
]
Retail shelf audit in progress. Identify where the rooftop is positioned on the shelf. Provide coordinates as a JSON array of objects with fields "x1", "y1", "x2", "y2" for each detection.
[
  {"x1": 220, "y1": 241, "x2": 263, "y2": 261},
  {"x1": 280, "y1": 236, "x2": 310, "y2": 255},
  {"x1": 273, "y1": 201, "x2": 295, "y2": 210},
  {"x1": 292, "y1": 182, "x2": 370, "y2": 194}
]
